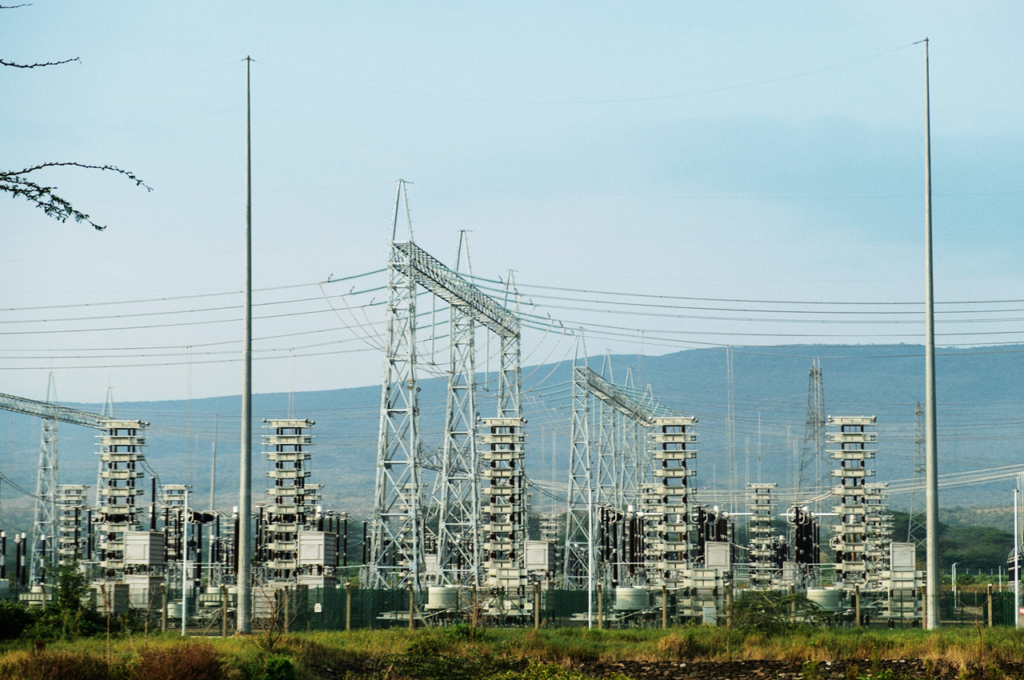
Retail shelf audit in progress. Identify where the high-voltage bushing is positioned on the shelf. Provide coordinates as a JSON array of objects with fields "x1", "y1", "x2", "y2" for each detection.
[
  {"x1": 478, "y1": 417, "x2": 529, "y2": 611},
  {"x1": 827, "y1": 415, "x2": 881, "y2": 589},
  {"x1": 788, "y1": 505, "x2": 821, "y2": 565},
  {"x1": 746, "y1": 483, "x2": 777, "y2": 589},
  {"x1": 95, "y1": 420, "x2": 149, "y2": 575},
  {"x1": 56, "y1": 484, "x2": 89, "y2": 563},
  {"x1": 259, "y1": 419, "x2": 333, "y2": 581},
  {"x1": 645, "y1": 417, "x2": 698, "y2": 587},
  {"x1": 370, "y1": 191, "x2": 522, "y2": 589},
  {"x1": 862, "y1": 482, "x2": 892, "y2": 582}
]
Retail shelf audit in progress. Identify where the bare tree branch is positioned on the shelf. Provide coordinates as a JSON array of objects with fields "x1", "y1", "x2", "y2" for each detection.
[
  {"x1": 0, "y1": 164, "x2": 153, "y2": 231},
  {"x1": 2, "y1": 6, "x2": 150, "y2": 230},
  {"x1": 0, "y1": 56, "x2": 80, "y2": 68}
]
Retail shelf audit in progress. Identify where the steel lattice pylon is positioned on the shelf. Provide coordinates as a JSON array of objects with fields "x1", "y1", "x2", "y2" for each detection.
[
  {"x1": 564, "y1": 361, "x2": 664, "y2": 589},
  {"x1": 906, "y1": 403, "x2": 926, "y2": 549},
  {"x1": 30, "y1": 374, "x2": 59, "y2": 585},
  {"x1": 798, "y1": 359, "x2": 826, "y2": 509},
  {"x1": 369, "y1": 182, "x2": 523, "y2": 589},
  {"x1": 369, "y1": 230, "x2": 425, "y2": 588},
  {"x1": 563, "y1": 361, "x2": 593, "y2": 590},
  {"x1": 436, "y1": 308, "x2": 479, "y2": 585}
]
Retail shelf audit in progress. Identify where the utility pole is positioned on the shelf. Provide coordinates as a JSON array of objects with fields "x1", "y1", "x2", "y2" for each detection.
[
  {"x1": 922, "y1": 37, "x2": 940, "y2": 630},
  {"x1": 237, "y1": 55, "x2": 254, "y2": 634}
]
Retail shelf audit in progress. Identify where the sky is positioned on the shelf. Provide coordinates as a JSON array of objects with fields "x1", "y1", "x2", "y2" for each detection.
[{"x1": 2, "y1": 2, "x2": 1024, "y2": 404}]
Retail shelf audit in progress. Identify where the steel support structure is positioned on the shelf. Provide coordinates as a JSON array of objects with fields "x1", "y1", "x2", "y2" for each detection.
[
  {"x1": 370, "y1": 200, "x2": 521, "y2": 589},
  {"x1": 798, "y1": 359, "x2": 826, "y2": 510},
  {"x1": 906, "y1": 403, "x2": 926, "y2": 550},
  {"x1": 370, "y1": 237, "x2": 425, "y2": 588},
  {"x1": 30, "y1": 377, "x2": 58, "y2": 585},
  {"x1": 436, "y1": 308, "x2": 480, "y2": 585},
  {"x1": 563, "y1": 365, "x2": 594, "y2": 589},
  {"x1": 564, "y1": 364, "x2": 662, "y2": 589}
]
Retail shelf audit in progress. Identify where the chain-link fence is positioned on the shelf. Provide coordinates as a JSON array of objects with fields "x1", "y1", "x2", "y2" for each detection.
[{"x1": 136, "y1": 585, "x2": 1023, "y2": 632}]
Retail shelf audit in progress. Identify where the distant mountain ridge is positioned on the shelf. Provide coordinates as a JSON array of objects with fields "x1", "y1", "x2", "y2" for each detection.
[{"x1": 2, "y1": 343, "x2": 1021, "y2": 535}]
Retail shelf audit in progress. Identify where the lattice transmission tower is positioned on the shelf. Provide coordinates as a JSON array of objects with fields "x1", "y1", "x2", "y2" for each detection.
[
  {"x1": 30, "y1": 373, "x2": 59, "y2": 585},
  {"x1": 369, "y1": 180, "x2": 522, "y2": 589},
  {"x1": 798, "y1": 359, "x2": 826, "y2": 509},
  {"x1": 906, "y1": 403, "x2": 926, "y2": 549}
]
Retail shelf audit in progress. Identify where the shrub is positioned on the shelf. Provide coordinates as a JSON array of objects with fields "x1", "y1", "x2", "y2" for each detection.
[
  {"x1": 130, "y1": 641, "x2": 222, "y2": 680},
  {"x1": 0, "y1": 600, "x2": 35, "y2": 641},
  {"x1": 0, "y1": 650, "x2": 110, "y2": 680}
]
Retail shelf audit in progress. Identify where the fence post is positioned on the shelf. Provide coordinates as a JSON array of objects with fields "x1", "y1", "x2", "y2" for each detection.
[
  {"x1": 533, "y1": 582, "x2": 540, "y2": 630},
  {"x1": 283, "y1": 587, "x2": 290, "y2": 634},
  {"x1": 408, "y1": 583, "x2": 415, "y2": 630},
  {"x1": 345, "y1": 583, "x2": 352, "y2": 631},
  {"x1": 221, "y1": 585, "x2": 228, "y2": 637},
  {"x1": 921, "y1": 585, "x2": 927, "y2": 628},
  {"x1": 161, "y1": 584, "x2": 168, "y2": 632},
  {"x1": 725, "y1": 584, "x2": 732, "y2": 628},
  {"x1": 471, "y1": 585, "x2": 478, "y2": 631},
  {"x1": 597, "y1": 583, "x2": 603, "y2": 630},
  {"x1": 855, "y1": 586, "x2": 861, "y2": 627},
  {"x1": 988, "y1": 583, "x2": 994, "y2": 628},
  {"x1": 661, "y1": 585, "x2": 668, "y2": 629},
  {"x1": 790, "y1": 585, "x2": 796, "y2": 624}
]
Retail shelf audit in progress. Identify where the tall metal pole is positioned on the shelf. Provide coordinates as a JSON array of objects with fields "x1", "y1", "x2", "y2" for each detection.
[
  {"x1": 1015, "y1": 486, "x2": 1020, "y2": 629},
  {"x1": 182, "y1": 487, "x2": 189, "y2": 636},
  {"x1": 237, "y1": 56, "x2": 253, "y2": 634},
  {"x1": 922, "y1": 37, "x2": 941, "y2": 630}
]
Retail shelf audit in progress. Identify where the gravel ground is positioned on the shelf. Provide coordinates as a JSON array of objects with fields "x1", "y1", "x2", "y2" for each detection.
[{"x1": 313, "y1": 658, "x2": 1021, "y2": 679}]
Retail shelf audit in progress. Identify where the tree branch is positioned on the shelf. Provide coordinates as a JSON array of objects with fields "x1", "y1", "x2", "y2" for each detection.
[
  {"x1": 0, "y1": 163, "x2": 153, "y2": 231},
  {"x1": 0, "y1": 56, "x2": 80, "y2": 68}
]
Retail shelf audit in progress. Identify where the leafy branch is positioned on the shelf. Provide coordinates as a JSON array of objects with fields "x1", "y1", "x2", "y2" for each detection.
[{"x1": 0, "y1": 163, "x2": 152, "y2": 231}]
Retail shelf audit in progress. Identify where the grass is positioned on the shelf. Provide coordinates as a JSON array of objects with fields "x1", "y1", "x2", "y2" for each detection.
[{"x1": 0, "y1": 626, "x2": 1022, "y2": 679}]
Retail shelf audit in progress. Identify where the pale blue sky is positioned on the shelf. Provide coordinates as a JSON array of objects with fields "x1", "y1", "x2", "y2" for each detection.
[{"x1": 2, "y1": 2, "x2": 1023, "y2": 402}]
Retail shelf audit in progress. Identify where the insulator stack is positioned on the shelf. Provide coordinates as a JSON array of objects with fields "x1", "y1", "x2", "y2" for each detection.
[
  {"x1": 827, "y1": 415, "x2": 878, "y2": 587},
  {"x1": 746, "y1": 483, "x2": 776, "y2": 589},
  {"x1": 478, "y1": 417, "x2": 527, "y2": 593},
  {"x1": 261, "y1": 419, "x2": 321, "y2": 579},
  {"x1": 95, "y1": 420, "x2": 148, "y2": 574},
  {"x1": 644, "y1": 416, "x2": 697, "y2": 586},
  {"x1": 56, "y1": 484, "x2": 89, "y2": 562}
]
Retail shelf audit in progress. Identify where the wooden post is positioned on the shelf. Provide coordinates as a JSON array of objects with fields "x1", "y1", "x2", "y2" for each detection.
[
  {"x1": 471, "y1": 585, "x2": 478, "y2": 631},
  {"x1": 597, "y1": 583, "x2": 603, "y2": 630},
  {"x1": 533, "y1": 582, "x2": 540, "y2": 630},
  {"x1": 161, "y1": 583, "x2": 168, "y2": 632},
  {"x1": 988, "y1": 583, "x2": 994, "y2": 628},
  {"x1": 661, "y1": 585, "x2": 668, "y2": 629},
  {"x1": 283, "y1": 587, "x2": 290, "y2": 634},
  {"x1": 408, "y1": 584, "x2": 415, "y2": 630},
  {"x1": 725, "y1": 584, "x2": 733, "y2": 628},
  {"x1": 855, "y1": 585, "x2": 861, "y2": 627},
  {"x1": 220, "y1": 585, "x2": 228, "y2": 637},
  {"x1": 345, "y1": 583, "x2": 352, "y2": 631},
  {"x1": 921, "y1": 585, "x2": 927, "y2": 628}
]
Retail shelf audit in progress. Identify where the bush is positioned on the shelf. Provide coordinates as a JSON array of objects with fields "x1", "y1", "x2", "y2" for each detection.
[
  {"x1": 0, "y1": 600, "x2": 35, "y2": 641},
  {"x1": 263, "y1": 656, "x2": 296, "y2": 680},
  {"x1": 0, "y1": 650, "x2": 111, "y2": 680},
  {"x1": 130, "y1": 641, "x2": 222, "y2": 680}
]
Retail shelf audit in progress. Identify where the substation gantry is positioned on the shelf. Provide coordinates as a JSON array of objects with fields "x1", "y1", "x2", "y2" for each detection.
[
  {"x1": 0, "y1": 389, "x2": 149, "y2": 584},
  {"x1": 563, "y1": 360, "x2": 674, "y2": 590},
  {"x1": 368, "y1": 197, "x2": 525, "y2": 591}
]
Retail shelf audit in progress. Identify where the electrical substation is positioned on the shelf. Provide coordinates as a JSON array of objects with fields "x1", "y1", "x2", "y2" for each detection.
[{"x1": 0, "y1": 189, "x2": 935, "y2": 632}]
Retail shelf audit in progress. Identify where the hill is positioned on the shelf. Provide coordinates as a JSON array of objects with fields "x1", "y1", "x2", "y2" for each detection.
[{"x1": 1, "y1": 343, "x2": 1021, "y2": 537}]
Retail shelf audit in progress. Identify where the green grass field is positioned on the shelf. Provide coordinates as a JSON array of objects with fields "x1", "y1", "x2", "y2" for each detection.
[{"x1": 2, "y1": 625, "x2": 1024, "y2": 680}]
